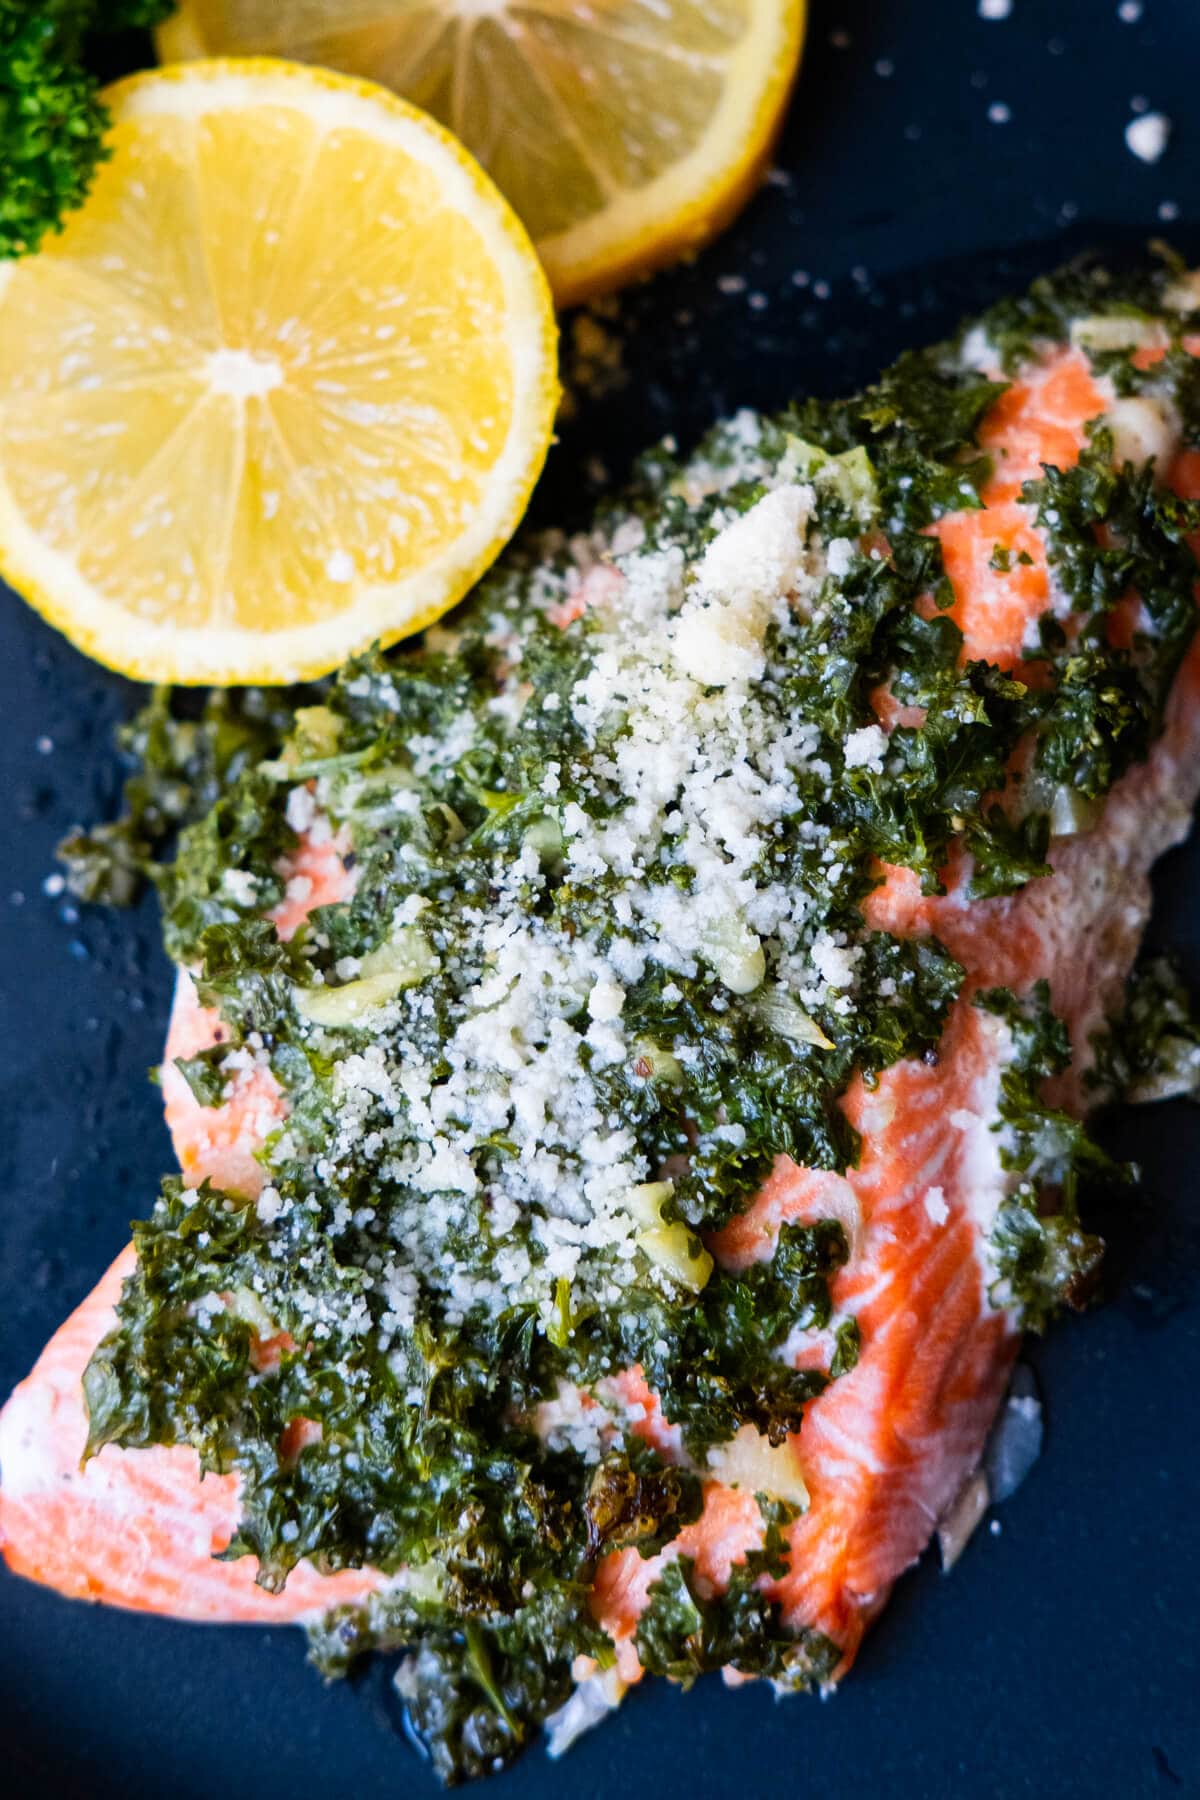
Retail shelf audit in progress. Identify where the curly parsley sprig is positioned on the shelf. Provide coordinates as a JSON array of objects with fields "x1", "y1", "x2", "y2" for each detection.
[{"x1": 0, "y1": 1, "x2": 174, "y2": 260}]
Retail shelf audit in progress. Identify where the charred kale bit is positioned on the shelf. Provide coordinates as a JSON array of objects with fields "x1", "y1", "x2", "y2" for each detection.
[
  {"x1": 584, "y1": 1448, "x2": 703, "y2": 1559},
  {"x1": 73, "y1": 263, "x2": 1200, "y2": 1780}
]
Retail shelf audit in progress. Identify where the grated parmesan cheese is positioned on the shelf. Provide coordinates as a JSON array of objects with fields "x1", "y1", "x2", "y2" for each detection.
[{"x1": 243, "y1": 410, "x2": 894, "y2": 1337}]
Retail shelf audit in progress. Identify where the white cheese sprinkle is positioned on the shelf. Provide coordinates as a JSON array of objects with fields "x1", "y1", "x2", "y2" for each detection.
[
  {"x1": 844, "y1": 724, "x2": 888, "y2": 772},
  {"x1": 268, "y1": 415, "x2": 885, "y2": 1332}
]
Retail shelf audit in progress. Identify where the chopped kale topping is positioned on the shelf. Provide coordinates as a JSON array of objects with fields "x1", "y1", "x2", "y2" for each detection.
[
  {"x1": 70, "y1": 260, "x2": 1200, "y2": 1779},
  {"x1": 977, "y1": 984, "x2": 1112, "y2": 1328},
  {"x1": 1022, "y1": 434, "x2": 1200, "y2": 776},
  {"x1": 0, "y1": 0, "x2": 176, "y2": 261},
  {"x1": 1088, "y1": 955, "x2": 1200, "y2": 1103},
  {"x1": 583, "y1": 1447, "x2": 703, "y2": 1559},
  {"x1": 635, "y1": 1541, "x2": 839, "y2": 1691},
  {"x1": 59, "y1": 686, "x2": 303, "y2": 906},
  {"x1": 965, "y1": 249, "x2": 1198, "y2": 373},
  {"x1": 172, "y1": 1045, "x2": 230, "y2": 1109}
]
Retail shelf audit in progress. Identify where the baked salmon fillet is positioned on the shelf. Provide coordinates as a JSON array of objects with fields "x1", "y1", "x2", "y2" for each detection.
[{"x1": 5, "y1": 261, "x2": 1200, "y2": 1781}]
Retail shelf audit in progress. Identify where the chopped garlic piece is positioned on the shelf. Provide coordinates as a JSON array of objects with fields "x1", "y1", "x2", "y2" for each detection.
[
  {"x1": 1070, "y1": 314, "x2": 1168, "y2": 356},
  {"x1": 707, "y1": 1422, "x2": 809, "y2": 1510},
  {"x1": 626, "y1": 1181, "x2": 713, "y2": 1293},
  {"x1": 1106, "y1": 394, "x2": 1181, "y2": 474},
  {"x1": 296, "y1": 924, "x2": 438, "y2": 1026}
]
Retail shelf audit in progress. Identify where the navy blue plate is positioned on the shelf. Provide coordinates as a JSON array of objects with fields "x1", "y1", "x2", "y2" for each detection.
[{"x1": 2, "y1": 2, "x2": 1198, "y2": 1795}]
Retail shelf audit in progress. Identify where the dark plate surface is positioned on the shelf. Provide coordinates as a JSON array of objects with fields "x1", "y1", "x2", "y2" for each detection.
[{"x1": 2, "y1": 2, "x2": 1199, "y2": 1795}]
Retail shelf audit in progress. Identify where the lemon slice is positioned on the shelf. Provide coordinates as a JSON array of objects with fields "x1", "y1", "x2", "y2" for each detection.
[
  {"x1": 158, "y1": 1, "x2": 806, "y2": 306},
  {"x1": 0, "y1": 61, "x2": 558, "y2": 685}
]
